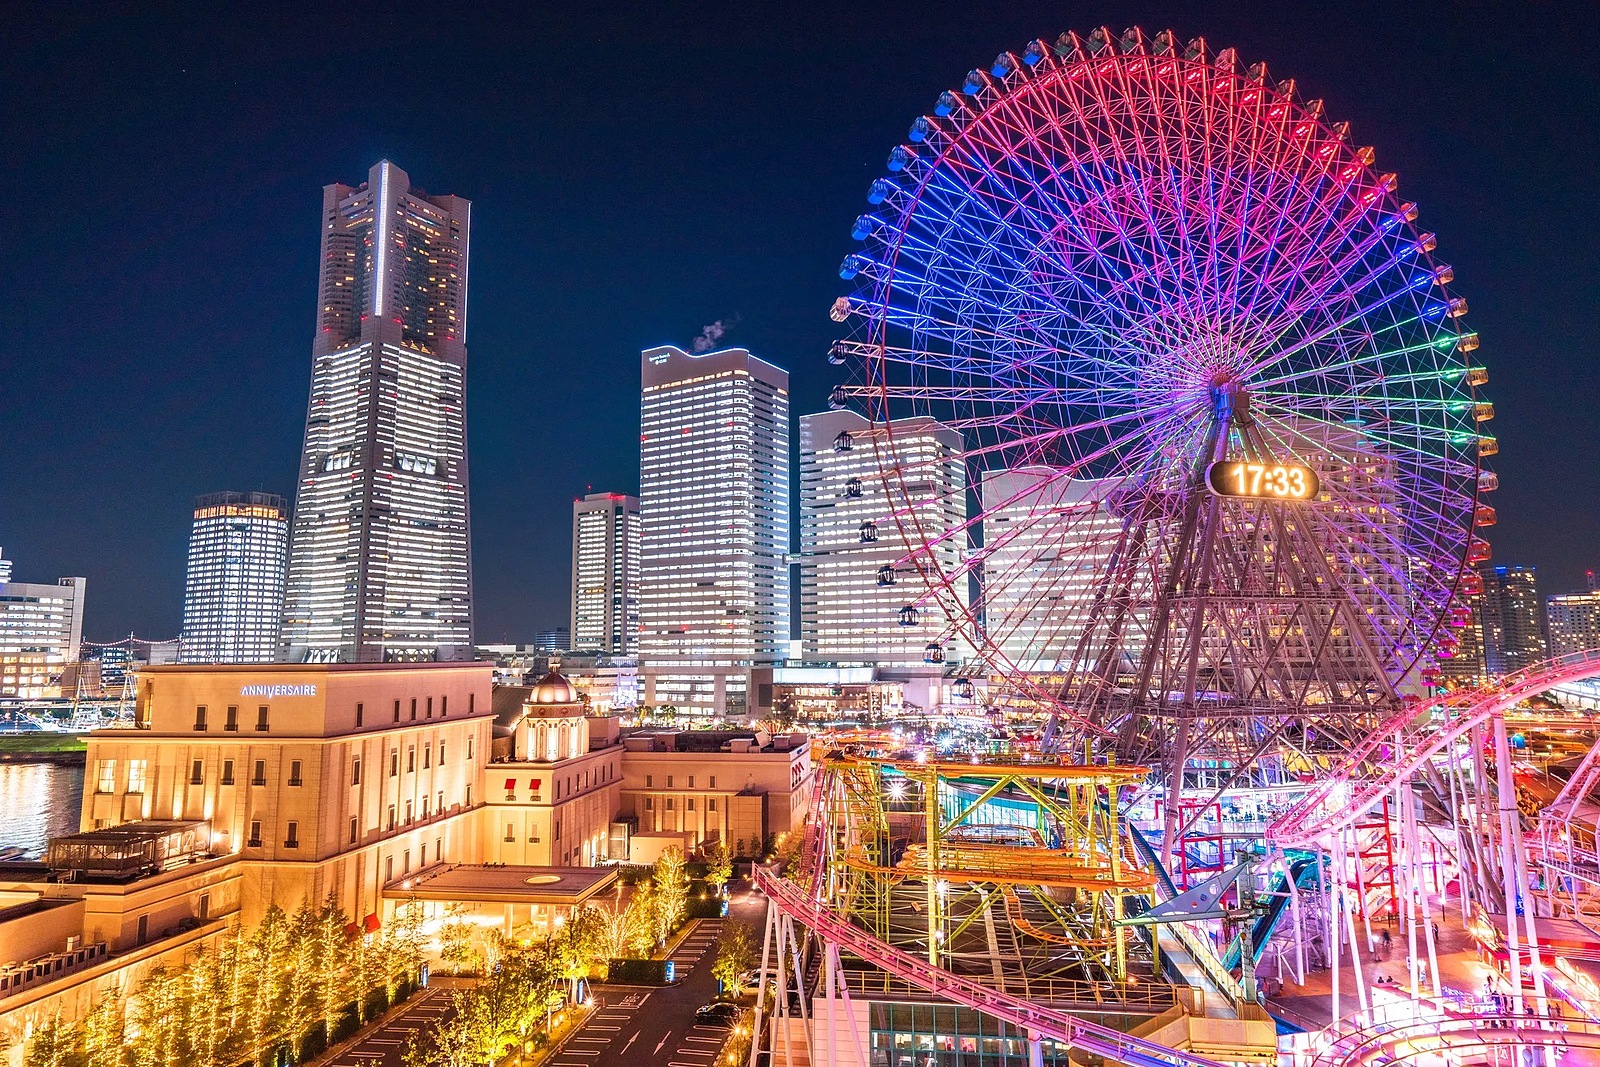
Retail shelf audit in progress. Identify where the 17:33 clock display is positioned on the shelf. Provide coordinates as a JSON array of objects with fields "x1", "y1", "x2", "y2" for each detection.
[{"x1": 1205, "y1": 461, "x2": 1320, "y2": 500}]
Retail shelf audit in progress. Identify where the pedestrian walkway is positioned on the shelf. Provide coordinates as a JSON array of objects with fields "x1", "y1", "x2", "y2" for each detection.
[{"x1": 1269, "y1": 899, "x2": 1503, "y2": 1028}]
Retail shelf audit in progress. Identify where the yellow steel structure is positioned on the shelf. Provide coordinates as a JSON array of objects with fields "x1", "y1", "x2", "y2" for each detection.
[{"x1": 819, "y1": 751, "x2": 1157, "y2": 988}]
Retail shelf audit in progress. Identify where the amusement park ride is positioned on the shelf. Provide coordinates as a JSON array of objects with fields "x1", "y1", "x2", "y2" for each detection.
[{"x1": 750, "y1": 26, "x2": 1600, "y2": 1067}]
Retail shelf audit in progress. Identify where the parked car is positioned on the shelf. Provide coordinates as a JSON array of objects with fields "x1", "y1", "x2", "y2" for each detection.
[{"x1": 696, "y1": 1002, "x2": 740, "y2": 1025}]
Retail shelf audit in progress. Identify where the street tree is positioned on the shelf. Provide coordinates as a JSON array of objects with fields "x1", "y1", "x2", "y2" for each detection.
[{"x1": 712, "y1": 921, "x2": 756, "y2": 995}]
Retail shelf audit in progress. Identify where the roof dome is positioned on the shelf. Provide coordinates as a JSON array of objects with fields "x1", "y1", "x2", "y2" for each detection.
[{"x1": 530, "y1": 670, "x2": 578, "y2": 705}]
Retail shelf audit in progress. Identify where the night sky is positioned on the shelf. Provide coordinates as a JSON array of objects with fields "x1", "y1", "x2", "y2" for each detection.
[{"x1": 3, "y1": 2, "x2": 1596, "y2": 643}]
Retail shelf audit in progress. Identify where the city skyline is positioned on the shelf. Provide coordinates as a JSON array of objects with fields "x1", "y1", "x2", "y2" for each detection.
[{"x1": 2, "y1": 3, "x2": 1596, "y2": 643}]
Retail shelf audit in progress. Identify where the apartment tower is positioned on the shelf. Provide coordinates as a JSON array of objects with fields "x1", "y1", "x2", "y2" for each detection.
[
  {"x1": 1479, "y1": 564, "x2": 1548, "y2": 677},
  {"x1": 638, "y1": 346, "x2": 789, "y2": 716},
  {"x1": 180, "y1": 492, "x2": 290, "y2": 664},
  {"x1": 280, "y1": 161, "x2": 474, "y2": 664},
  {"x1": 571, "y1": 492, "x2": 641, "y2": 655}
]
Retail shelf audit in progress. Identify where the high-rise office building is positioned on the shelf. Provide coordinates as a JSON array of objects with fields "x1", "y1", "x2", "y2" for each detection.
[
  {"x1": 798, "y1": 410, "x2": 966, "y2": 667},
  {"x1": 280, "y1": 161, "x2": 474, "y2": 664},
  {"x1": 1548, "y1": 587, "x2": 1600, "y2": 659},
  {"x1": 571, "y1": 492, "x2": 641, "y2": 654},
  {"x1": 0, "y1": 548, "x2": 86, "y2": 699},
  {"x1": 179, "y1": 492, "x2": 290, "y2": 664},
  {"x1": 638, "y1": 345, "x2": 789, "y2": 716},
  {"x1": 1480, "y1": 564, "x2": 1547, "y2": 677}
]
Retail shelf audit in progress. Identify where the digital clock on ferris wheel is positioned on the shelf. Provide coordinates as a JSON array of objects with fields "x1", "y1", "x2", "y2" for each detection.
[{"x1": 1205, "y1": 461, "x2": 1320, "y2": 501}]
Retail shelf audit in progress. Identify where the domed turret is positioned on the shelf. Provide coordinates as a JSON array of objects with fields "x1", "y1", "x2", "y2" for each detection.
[{"x1": 530, "y1": 671, "x2": 578, "y2": 705}]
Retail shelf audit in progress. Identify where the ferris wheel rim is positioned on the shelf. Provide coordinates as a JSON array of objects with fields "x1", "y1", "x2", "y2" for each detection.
[{"x1": 836, "y1": 27, "x2": 1487, "y2": 718}]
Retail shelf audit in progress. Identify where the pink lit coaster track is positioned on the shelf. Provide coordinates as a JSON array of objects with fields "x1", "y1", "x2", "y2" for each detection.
[
  {"x1": 1290, "y1": 1009, "x2": 1594, "y2": 1067},
  {"x1": 753, "y1": 866, "x2": 1233, "y2": 1067},
  {"x1": 1267, "y1": 648, "x2": 1600, "y2": 849}
]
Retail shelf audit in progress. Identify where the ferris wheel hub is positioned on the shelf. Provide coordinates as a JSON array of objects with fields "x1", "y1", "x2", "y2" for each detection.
[{"x1": 1208, "y1": 378, "x2": 1250, "y2": 423}]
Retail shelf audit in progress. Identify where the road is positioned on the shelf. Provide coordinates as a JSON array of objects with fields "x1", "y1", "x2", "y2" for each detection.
[
  {"x1": 323, "y1": 983, "x2": 456, "y2": 1067},
  {"x1": 554, "y1": 888, "x2": 767, "y2": 1067}
]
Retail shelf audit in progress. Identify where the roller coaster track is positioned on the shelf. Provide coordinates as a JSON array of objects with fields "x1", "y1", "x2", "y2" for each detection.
[
  {"x1": 1267, "y1": 649, "x2": 1600, "y2": 849},
  {"x1": 1299, "y1": 1010, "x2": 1594, "y2": 1066},
  {"x1": 755, "y1": 868, "x2": 1231, "y2": 1067}
]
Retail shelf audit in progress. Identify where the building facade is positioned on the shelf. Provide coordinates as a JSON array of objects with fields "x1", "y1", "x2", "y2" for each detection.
[
  {"x1": 1480, "y1": 565, "x2": 1548, "y2": 677},
  {"x1": 617, "y1": 729, "x2": 811, "y2": 858},
  {"x1": 179, "y1": 492, "x2": 289, "y2": 664},
  {"x1": 81, "y1": 661, "x2": 494, "y2": 925},
  {"x1": 798, "y1": 411, "x2": 966, "y2": 667},
  {"x1": 483, "y1": 673, "x2": 623, "y2": 867},
  {"x1": 638, "y1": 346, "x2": 790, "y2": 717},
  {"x1": 979, "y1": 470, "x2": 1125, "y2": 675},
  {"x1": 1548, "y1": 588, "x2": 1600, "y2": 659},
  {"x1": 280, "y1": 160, "x2": 474, "y2": 664},
  {"x1": 0, "y1": 549, "x2": 86, "y2": 699},
  {"x1": 571, "y1": 492, "x2": 640, "y2": 655}
]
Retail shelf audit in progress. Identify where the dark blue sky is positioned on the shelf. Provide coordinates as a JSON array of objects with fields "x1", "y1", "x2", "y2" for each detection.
[{"x1": 2, "y1": 2, "x2": 1595, "y2": 642}]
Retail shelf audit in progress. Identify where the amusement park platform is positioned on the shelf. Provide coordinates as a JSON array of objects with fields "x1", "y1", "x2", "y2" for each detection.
[{"x1": 1269, "y1": 903, "x2": 1501, "y2": 1030}]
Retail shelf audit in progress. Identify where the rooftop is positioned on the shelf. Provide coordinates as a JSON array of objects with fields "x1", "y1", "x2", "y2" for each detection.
[{"x1": 384, "y1": 864, "x2": 618, "y2": 905}]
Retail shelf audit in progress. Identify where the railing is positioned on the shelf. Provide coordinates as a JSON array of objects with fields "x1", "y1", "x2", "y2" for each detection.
[
  {"x1": 755, "y1": 869, "x2": 1231, "y2": 1067},
  {"x1": 837, "y1": 965, "x2": 1179, "y2": 1013}
]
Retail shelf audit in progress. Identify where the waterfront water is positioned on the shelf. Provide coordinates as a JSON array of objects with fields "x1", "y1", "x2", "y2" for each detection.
[{"x1": 0, "y1": 762, "x2": 85, "y2": 857}]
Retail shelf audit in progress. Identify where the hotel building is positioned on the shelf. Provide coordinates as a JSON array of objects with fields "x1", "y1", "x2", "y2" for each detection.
[
  {"x1": 0, "y1": 549, "x2": 86, "y2": 699},
  {"x1": 1547, "y1": 585, "x2": 1600, "y2": 659},
  {"x1": 280, "y1": 160, "x2": 474, "y2": 664},
  {"x1": 571, "y1": 492, "x2": 641, "y2": 655},
  {"x1": 798, "y1": 410, "x2": 966, "y2": 668},
  {"x1": 179, "y1": 492, "x2": 290, "y2": 664},
  {"x1": 80, "y1": 661, "x2": 493, "y2": 925},
  {"x1": 638, "y1": 346, "x2": 789, "y2": 717},
  {"x1": 1480, "y1": 564, "x2": 1548, "y2": 677},
  {"x1": 979, "y1": 469, "x2": 1125, "y2": 675}
]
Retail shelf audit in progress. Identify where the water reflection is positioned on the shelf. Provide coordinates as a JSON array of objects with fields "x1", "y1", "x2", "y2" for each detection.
[{"x1": 0, "y1": 762, "x2": 85, "y2": 857}]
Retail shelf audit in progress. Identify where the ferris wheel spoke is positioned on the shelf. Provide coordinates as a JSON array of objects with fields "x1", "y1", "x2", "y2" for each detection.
[
  {"x1": 1248, "y1": 330, "x2": 1458, "y2": 393},
  {"x1": 1240, "y1": 265, "x2": 1443, "y2": 385},
  {"x1": 890, "y1": 203, "x2": 1152, "y2": 367},
  {"x1": 938, "y1": 130, "x2": 1178, "y2": 336}
]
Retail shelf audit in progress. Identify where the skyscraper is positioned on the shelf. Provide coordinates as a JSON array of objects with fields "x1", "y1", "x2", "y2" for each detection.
[
  {"x1": 638, "y1": 345, "x2": 789, "y2": 716},
  {"x1": 179, "y1": 492, "x2": 289, "y2": 664},
  {"x1": 798, "y1": 410, "x2": 966, "y2": 667},
  {"x1": 571, "y1": 492, "x2": 640, "y2": 655},
  {"x1": 0, "y1": 548, "x2": 86, "y2": 699},
  {"x1": 280, "y1": 161, "x2": 474, "y2": 664},
  {"x1": 1480, "y1": 565, "x2": 1547, "y2": 676}
]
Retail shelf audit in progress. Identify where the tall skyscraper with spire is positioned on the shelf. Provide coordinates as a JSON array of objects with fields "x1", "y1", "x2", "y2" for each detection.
[{"x1": 280, "y1": 160, "x2": 474, "y2": 663}]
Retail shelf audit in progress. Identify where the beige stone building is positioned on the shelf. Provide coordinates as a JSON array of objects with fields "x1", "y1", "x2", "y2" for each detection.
[
  {"x1": 483, "y1": 673, "x2": 624, "y2": 867},
  {"x1": 80, "y1": 661, "x2": 494, "y2": 925},
  {"x1": 618, "y1": 729, "x2": 812, "y2": 857},
  {"x1": 0, "y1": 663, "x2": 821, "y2": 1064}
]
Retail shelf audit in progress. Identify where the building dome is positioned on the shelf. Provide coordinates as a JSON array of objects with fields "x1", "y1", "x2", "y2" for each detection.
[{"x1": 530, "y1": 670, "x2": 577, "y2": 705}]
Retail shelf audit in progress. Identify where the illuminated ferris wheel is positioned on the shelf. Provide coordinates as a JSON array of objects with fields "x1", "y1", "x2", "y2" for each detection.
[{"x1": 828, "y1": 27, "x2": 1494, "y2": 782}]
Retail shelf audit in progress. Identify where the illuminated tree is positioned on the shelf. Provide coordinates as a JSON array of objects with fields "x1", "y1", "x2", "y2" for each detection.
[
  {"x1": 652, "y1": 847, "x2": 690, "y2": 945},
  {"x1": 21, "y1": 1017, "x2": 78, "y2": 1067},
  {"x1": 705, "y1": 841, "x2": 734, "y2": 896},
  {"x1": 712, "y1": 921, "x2": 755, "y2": 994}
]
